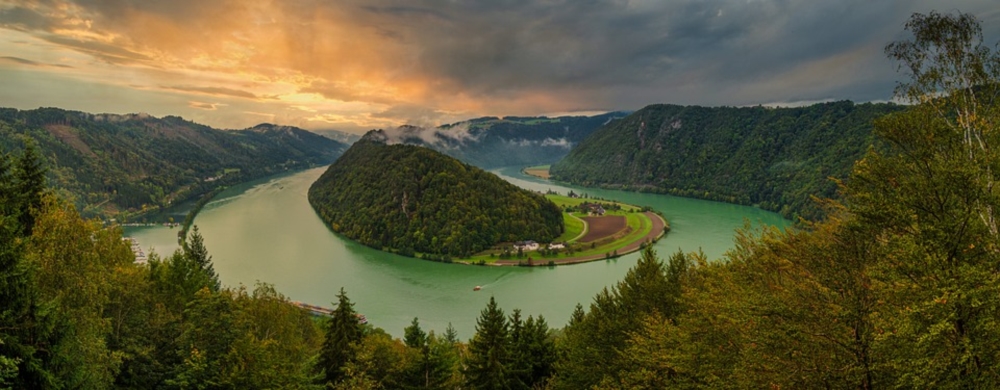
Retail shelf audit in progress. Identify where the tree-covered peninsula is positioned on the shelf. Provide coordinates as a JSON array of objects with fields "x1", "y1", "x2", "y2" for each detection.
[
  {"x1": 308, "y1": 136, "x2": 564, "y2": 258},
  {"x1": 550, "y1": 101, "x2": 903, "y2": 220}
]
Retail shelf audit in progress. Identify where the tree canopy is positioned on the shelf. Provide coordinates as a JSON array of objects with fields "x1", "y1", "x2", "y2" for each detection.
[
  {"x1": 308, "y1": 138, "x2": 564, "y2": 258},
  {"x1": 551, "y1": 100, "x2": 903, "y2": 220}
]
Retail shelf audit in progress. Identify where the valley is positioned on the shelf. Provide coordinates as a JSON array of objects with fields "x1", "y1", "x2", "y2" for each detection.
[
  {"x1": 2, "y1": 5, "x2": 996, "y2": 388},
  {"x1": 125, "y1": 165, "x2": 788, "y2": 338}
]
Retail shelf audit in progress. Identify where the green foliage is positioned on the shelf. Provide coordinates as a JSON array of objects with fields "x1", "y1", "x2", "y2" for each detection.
[
  {"x1": 13, "y1": 142, "x2": 45, "y2": 236},
  {"x1": 400, "y1": 319, "x2": 460, "y2": 390},
  {"x1": 552, "y1": 246, "x2": 692, "y2": 389},
  {"x1": 0, "y1": 108, "x2": 347, "y2": 218},
  {"x1": 551, "y1": 101, "x2": 903, "y2": 220},
  {"x1": 509, "y1": 313, "x2": 555, "y2": 389},
  {"x1": 847, "y1": 11, "x2": 1000, "y2": 387},
  {"x1": 182, "y1": 226, "x2": 220, "y2": 292},
  {"x1": 0, "y1": 149, "x2": 59, "y2": 389},
  {"x1": 464, "y1": 297, "x2": 510, "y2": 389},
  {"x1": 461, "y1": 297, "x2": 554, "y2": 390},
  {"x1": 308, "y1": 139, "x2": 564, "y2": 257},
  {"x1": 566, "y1": 11, "x2": 1000, "y2": 390},
  {"x1": 169, "y1": 284, "x2": 322, "y2": 389},
  {"x1": 403, "y1": 317, "x2": 427, "y2": 349},
  {"x1": 319, "y1": 288, "x2": 365, "y2": 386},
  {"x1": 27, "y1": 196, "x2": 132, "y2": 388}
]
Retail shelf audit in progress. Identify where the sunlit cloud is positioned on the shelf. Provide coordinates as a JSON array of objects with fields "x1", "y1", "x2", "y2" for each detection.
[
  {"x1": 0, "y1": 0, "x2": 997, "y2": 132},
  {"x1": 188, "y1": 101, "x2": 226, "y2": 110}
]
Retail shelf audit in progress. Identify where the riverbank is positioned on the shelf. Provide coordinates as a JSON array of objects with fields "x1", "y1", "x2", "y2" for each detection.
[
  {"x1": 522, "y1": 165, "x2": 551, "y2": 179},
  {"x1": 125, "y1": 165, "x2": 791, "y2": 338},
  {"x1": 177, "y1": 186, "x2": 226, "y2": 244},
  {"x1": 491, "y1": 211, "x2": 667, "y2": 266}
]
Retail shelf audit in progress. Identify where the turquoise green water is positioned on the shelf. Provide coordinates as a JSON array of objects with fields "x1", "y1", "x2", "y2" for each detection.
[{"x1": 126, "y1": 166, "x2": 789, "y2": 338}]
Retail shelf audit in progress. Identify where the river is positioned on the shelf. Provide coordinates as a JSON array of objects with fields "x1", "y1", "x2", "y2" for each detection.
[{"x1": 125, "y1": 166, "x2": 790, "y2": 339}]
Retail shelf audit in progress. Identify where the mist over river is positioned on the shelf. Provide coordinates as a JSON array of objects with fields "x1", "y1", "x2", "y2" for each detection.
[{"x1": 125, "y1": 166, "x2": 789, "y2": 338}]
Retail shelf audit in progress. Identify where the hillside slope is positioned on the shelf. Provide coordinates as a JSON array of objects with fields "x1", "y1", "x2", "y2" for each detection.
[
  {"x1": 373, "y1": 113, "x2": 625, "y2": 169},
  {"x1": 308, "y1": 136, "x2": 564, "y2": 258},
  {"x1": 550, "y1": 101, "x2": 903, "y2": 220},
  {"x1": 0, "y1": 107, "x2": 348, "y2": 218}
]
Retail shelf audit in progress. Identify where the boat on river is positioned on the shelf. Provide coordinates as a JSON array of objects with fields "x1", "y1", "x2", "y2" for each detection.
[{"x1": 473, "y1": 286, "x2": 482, "y2": 291}]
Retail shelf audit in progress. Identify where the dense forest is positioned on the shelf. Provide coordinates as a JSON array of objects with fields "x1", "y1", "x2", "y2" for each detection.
[
  {"x1": 0, "y1": 108, "x2": 347, "y2": 219},
  {"x1": 2, "y1": 10, "x2": 999, "y2": 390},
  {"x1": 550, "y1": 100, "x2": 903, "y2": 220},
  {"x1": 308, "y1": 137, "x2": 564, "y2": 258},
  {"x1": 372, "y1": 112, "x2": 625, "y2": 168}
]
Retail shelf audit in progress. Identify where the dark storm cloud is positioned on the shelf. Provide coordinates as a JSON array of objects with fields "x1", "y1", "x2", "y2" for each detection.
[
  {"x1": 2, "y1": 0, "x2": 998, "y2": 130},
  {"x1": 346, "y1": 0, "x2": 1000, "y2": 107},
  {"x1": 0, "y1": 5, "x2": 57, "y2": 31}
]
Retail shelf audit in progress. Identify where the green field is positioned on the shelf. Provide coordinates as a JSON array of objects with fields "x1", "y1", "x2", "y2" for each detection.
[
  {"x1": 455, "y1": 194, "x2": 659, "y2": 265},
  {"x1": 545, "y1": 194, "x2": 640, "y2": 212}
]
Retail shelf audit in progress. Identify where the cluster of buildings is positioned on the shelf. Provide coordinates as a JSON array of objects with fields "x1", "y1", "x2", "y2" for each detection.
[{"x1": 513, "y1": 240, "x2": 565, "y2": 252}]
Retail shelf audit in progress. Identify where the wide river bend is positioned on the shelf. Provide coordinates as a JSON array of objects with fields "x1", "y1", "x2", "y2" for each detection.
[{"x1": 126, "y1": 166, "x2": 789, "y2": 338}]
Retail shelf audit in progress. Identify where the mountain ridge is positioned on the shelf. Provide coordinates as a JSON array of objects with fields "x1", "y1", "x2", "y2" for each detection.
[
  {"x1": 551, "y1": 100, "x2": 904, "y2": 220},
  {"x1": 0, "y1": 107, "x2": 348, "y2": 219}
]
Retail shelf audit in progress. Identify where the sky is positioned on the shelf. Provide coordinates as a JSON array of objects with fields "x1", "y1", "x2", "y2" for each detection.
[{"x1": 0, "y1": 1, "x2": 997, "y2": 133}]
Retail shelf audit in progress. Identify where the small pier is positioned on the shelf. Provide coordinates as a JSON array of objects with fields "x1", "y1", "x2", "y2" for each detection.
[
  {"x1": 123, "y1": 237, "x2": 148, "y2": 264},
  {"x1": 291, "y1": 301, "x2": 367, "y2": 324}
]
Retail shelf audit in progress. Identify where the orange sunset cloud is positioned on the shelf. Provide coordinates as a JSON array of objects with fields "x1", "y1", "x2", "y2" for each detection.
[{"x1": 1, "y1": 0, "x2": 998, "y2": 132}]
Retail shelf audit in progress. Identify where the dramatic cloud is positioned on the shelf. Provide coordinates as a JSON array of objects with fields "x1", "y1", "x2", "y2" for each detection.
[
  {"x1": 0, "y1": 0, "x2": 997, "y2": 131},
  {"x1": 188, "y1": 101, "x2": 225, "y2": 110}
]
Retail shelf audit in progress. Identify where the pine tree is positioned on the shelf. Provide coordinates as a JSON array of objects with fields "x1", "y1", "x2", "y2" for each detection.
[
  {"x1": 443, "y1": 323, "x2": 459, "y2": 345},
  {"x1": 507, "y1": 309, "x2": 529, "y2": 390},
  {"x1": 523, "y1": 315, "x2": 555, "y2": 386},
  {"x1": 319, "y1": 288, "x2": 364, "y2": 386},
  {"x1": 464, "y1": 296, "x2": 510, "y2": 389},
  {"x1": 0, "y1": 216, "x2": 55, "y2": 389},
  {"x1": 0, "y1": 153, "x2": 13, "y2": 219},
  {"x1": 403, "y1": 317, "x2": 427, "y2": 349},
  {"x1": 402, "y1": 319, "x2": 457, "y2": 389},
  {"x1": 552, "y1": 246, "x2": 685, "y2": 389},
  {"x1": 13, "y1": 143, "x2": 46, "y2": 237},
  {"x1": 0, "y1": 166, "x2": 56, "y2": 388},
  {"x1": 183, "y1": 226, "x2": 220, "y2": 292}
]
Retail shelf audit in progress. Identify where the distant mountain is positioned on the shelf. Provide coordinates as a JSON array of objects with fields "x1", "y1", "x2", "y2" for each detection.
[
  {"x1": 0, "y1": 108, "x2": 348, "y2": 218},
  {"x1": 368, "y1": 113, "x2": 626, "y2": 169},
  {"x1": 308, "y1": 137, "x2": 563, "y2": 259},
  {"x1": 313, "y1": 129, "x2": 363, "y2": 145},
  {"x1": 550, "y1": 101, "x2": 904, "y2": 220}
]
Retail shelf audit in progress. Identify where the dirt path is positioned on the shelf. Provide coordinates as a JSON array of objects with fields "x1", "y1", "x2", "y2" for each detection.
[
  {"x1": 567, "y1": 213, "x2": 588, "y2": 242},
  {"x1": 494, "y1": 212, "x2": 667, "y2": 266}
]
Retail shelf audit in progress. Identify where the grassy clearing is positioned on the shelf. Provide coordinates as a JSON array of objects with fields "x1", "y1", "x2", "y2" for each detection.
[
  {"x1": 555, "y1": 213, "x2": 585, "y2": 243},
  {"x1": 545, "y1": 194, "x2": 640, "y2": 212},
  {"x1": 456, "y1": 211, "x2": 655, "y2": 264}
]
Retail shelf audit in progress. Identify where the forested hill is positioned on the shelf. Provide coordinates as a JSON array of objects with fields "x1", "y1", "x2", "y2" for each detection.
[
  {"x1": 371, "y1": 112, "x2": 625, "y2": 168},
  {"x1": 308, "y1": 136, "x2": 563, "y2": 259},
  {"x1": 550, "y1": 101, "x2": 903, "y2": 220},
  {"x1": 0, "y1": 107, "x2": 348, "y2": 218}
]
